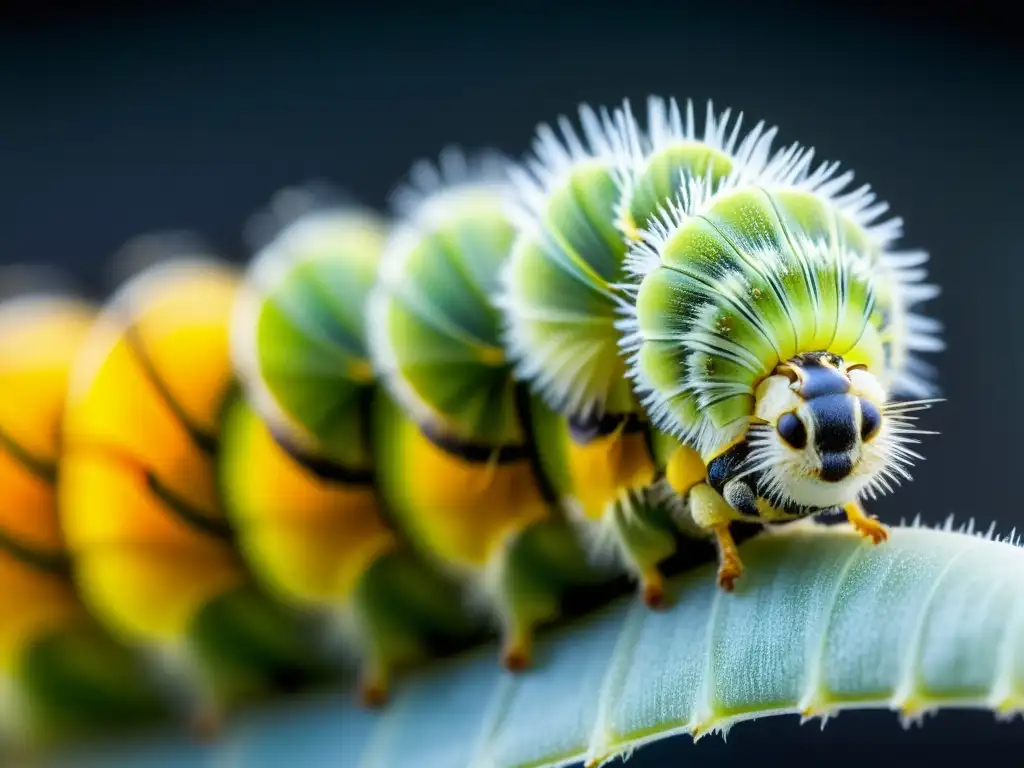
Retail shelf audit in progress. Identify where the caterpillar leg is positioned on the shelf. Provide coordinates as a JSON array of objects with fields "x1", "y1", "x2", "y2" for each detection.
[
  {"x1": 640, "y1": 568, "x2": 666, "y2": 609},
  {"x1": 358, "y1": 660, "x2": 389, "y2": 709},
  {"x1": 188, "y1": 701, "x2": 224, "y2": 743},
  {"x1": 494, "y1": 519, "x2": 595, "y2": 671},
  {"x1": 501, "y1": 624, "x2": 535, "y2": 672},
  {"x1": 350, "y1": 551, "x2": 478, "y2": 705},
  {"x1": 609, "y1": 492, "x2": 676, "y2": 609},
  {"x1": 711, "y1": 523, "x2": 744, "y2": 592},
  {"x1": 844, "y1": 500, "x2": 889, "y2": 544},
  {"x1": 664, "y1": 446, "x2": 746, "y2": 590},
  {"x1": 689, "y1": 483, "x2": 746, "y2": 591}
]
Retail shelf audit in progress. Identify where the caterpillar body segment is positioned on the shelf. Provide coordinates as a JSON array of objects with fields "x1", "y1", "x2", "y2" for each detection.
[
  {"x1": 366, "y1": 150, "x2": 611, "y2": 670},
  {"x1": 232, "y1": 192, "x2": 388, "y2": 470},
  {"x1": 0, "y1": 288, "x2": 170, "y2": 750},
  {"x1": 57, "y1": 249, "x2": 335, "y2": 735},
  {"x1": 226, "y1": 191, "x2": 481, "y2": 706}
]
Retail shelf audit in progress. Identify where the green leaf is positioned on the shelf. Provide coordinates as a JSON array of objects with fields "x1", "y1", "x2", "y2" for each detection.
[{"x1": 41, "y1": 520, "x2": 1024, "y2": 767}]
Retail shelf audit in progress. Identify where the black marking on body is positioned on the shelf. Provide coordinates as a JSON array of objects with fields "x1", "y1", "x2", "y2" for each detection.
[
  {"x1": 0, "y1": 529, "x2": 71, "y2": 576},
  {"x1": 707, "y1": 435, "x2": 838, "y2": 519},
  {"x1": 787, "y1": 352, "x2": 850, "y2": 400},
  {"x1": 145, "y1": 471, "x2": 236, "y2": 543},
  {"x1": 818, "y1": 453, "x2": 853, "y2": 483},
  {"x1": 125, "y1": 324, "x2": 219, "y2": 457},
  {"x1": 567, "y1": 411, "x2": 646, "y2": 445},
  {"x1": 418, "y1": 420, "x2": 534, "y2": 466},
  {"x1": 860, "y1": 399, "x2": 882, "y2": 441},
  {"x1": 269, "y1": 428, "x2": 376, "y2": 486},
  {"x1": 706, "y1": 441, "x2": 751, "y2": 498},
  {"x1": 0, "y1": 423, "x2": 57, "y2": 484},
  {"x1": 514, "y1": 382, "x2": 559, "y2": 505}
]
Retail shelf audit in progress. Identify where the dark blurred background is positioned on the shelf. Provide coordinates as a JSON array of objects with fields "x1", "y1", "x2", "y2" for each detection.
[{"x1": 2, "y1": 0, "x2": 1022, "y2": 764}]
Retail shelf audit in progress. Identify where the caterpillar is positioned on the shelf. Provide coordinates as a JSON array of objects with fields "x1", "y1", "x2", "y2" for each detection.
[{"x1": 0, "y1": 95, "x2": 941, "y2": 749}]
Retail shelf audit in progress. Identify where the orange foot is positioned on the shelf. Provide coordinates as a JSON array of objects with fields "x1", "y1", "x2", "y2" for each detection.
[
  {"x1": 501, "y1": 634, "x2": 532, "y2": 672},
  {"x1": 845, "y1": 501, "x2": 889, "y2": 544},
  {"x1": 717, "y1": 555, "x2": 744, "y2": 592},
  {"x1": 641, "y1": 570, "x2": 666, "y2": 609},
  {"x1": 189, "y1": 705, "x2": 222, "y2": 743},
  {"x1": 713, "y1": 523, "x2": 744, "y2": 591},
  {"x1": 359, "y1": 677, "x2": 389, "y2": 709}
]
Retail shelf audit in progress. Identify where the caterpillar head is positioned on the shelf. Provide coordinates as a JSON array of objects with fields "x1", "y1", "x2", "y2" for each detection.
[{"x1": 747, "y1": 351, "x2": 933, "y2": 510}]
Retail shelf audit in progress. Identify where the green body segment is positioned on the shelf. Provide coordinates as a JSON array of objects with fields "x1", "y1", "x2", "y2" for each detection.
[
  {"x1": 242, "y1": 209, "x2": 388, "y2": 468},
  {"x1": 502, "y1": 159, "x2": 638, "y2": 418},
  {"x1": 367, "y1": 165, "x2": 627, "y2": 664},
  {"x1": 624, "y1": 142, "x2": 736, "y2": 233},
  {"x1": 371, "y1": 185, "x2": 522, "y2": 445},
  {"x1": 619, "y1": 121, "x2": 785, "y2": 449},
  {"x1": 9, "y1": 622, "x2": 169, "y2": 747},
  {"x1": 495, "y1": 104, "x2": 789, "y2": 601},
  {"x1": 634, "y1": 186, "x2": 888, "y2": 454}
]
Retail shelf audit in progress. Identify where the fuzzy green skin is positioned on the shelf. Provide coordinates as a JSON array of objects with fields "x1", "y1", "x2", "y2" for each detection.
[
  {"x1": 634, "y1": 186, "x2": 883, "y2": 451},
  {"x1": 249, "y1": 214, "x2": 385, "y2": 470},
  {"x1": 503, "y1": 161, "x2": 639, "y2": 417},
  {"x1": 373, "y1": 197, "x2": 523, "y2": 446},
  {"x1": 185, "y1": 584, "x2": 337, "y2": 711},
  {"x1": 352, "y1": 550, "x2": 484, "y2": 676},
  {"x1": 9, "y1": 621, "x2": 171, "y2": 749}
]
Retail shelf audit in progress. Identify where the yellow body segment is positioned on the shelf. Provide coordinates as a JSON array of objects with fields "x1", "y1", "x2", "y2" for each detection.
[
  {"x1": 128, "y1": 270, "x2": 239, "y2": 435},
  {"x1": 0, "y1": 451, "x2": 61, "y2": 554},
  {"x1": 59, "y1": 261, "x2": 247, "y2": 645},
  {"x1": 59, "y1": 452, "x2": 244, "y2": 641},
  {"x1": 0, "y1": 297, "x2": 96, "y2": 670},
  {"x1": 0, "y1": 299, "x2": 95, "y2": 554},
  {"x1": 397, "y1": 430, "x2": 550, "y2": 571},
  {"x1": 220, "y1": 399, "x2": 396, "y2": 605},
  {"x1": 62, "y1": 321, "x2": 221, "y2": 520},
  {"x1": 664, "y1": 443, "x2": 707, "y2": 498},
  {"x1": 0, "y1": 551, "x2": 84, "y2": 674},
  {"x1": 0, "y1": 299, "x2": 95, "y2": 460},
  {"x1": 565, "y1": 427, "x2": 657, "y2": 523}
]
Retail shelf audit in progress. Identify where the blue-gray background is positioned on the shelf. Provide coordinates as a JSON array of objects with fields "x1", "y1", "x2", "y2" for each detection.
[{"x1": 2, "y1": 0, "x2": 1022, "y2": 764}]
